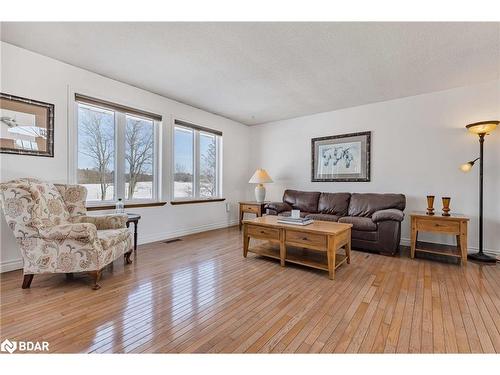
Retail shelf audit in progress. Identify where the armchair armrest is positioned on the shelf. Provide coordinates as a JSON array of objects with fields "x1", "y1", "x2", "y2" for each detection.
[
  {"x1": 372, "y1": 209, "x2": 404, "y2": 223},
  {"x1": 71, "y1": 214, "x2": 128, "y2": 230},
  {"x1": 265, "y1": 201, "x2": 292, "y2": 215},
  {"x1": 40, "y1": 223, "x2": 98, "y2": 241}
]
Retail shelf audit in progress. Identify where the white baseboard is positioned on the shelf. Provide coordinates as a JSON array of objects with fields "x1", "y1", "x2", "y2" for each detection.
[
  {"x1": 400, "y1": 238, "x2": 500, "y2": 256},
  {"x1": 0, "y1": 258, "x2": 23, "y2": 273},
  {"x1": 2, "y1": 225, "x2": 497, "y2": 273},
  {"x1": 138, "y1": 219, "x2": 239, "y2": 245}
]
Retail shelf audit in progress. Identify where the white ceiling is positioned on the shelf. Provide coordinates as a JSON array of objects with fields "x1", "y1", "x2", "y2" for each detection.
[{"x1": 1, "y1": 22, "x2": 499, "y2": 125}]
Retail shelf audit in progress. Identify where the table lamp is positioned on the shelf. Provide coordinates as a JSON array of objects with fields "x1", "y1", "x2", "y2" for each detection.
[
  {"x1": 460, "y1": 120, "x2": 498, "y2": 263},
  {"x1": 249, "y1": 169, "x2": 273, "y2": 202}
]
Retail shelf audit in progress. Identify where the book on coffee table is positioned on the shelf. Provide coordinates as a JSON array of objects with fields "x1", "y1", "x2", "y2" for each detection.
[{"x1": 277, "y1": 217, "x2": 314, "y2": 226}]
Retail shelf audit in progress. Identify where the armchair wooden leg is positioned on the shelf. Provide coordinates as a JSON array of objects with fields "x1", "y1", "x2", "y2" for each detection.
[
  {"x1": 124, "y1": 250, "x2": 133, "y2": 265},
  {"x1": 22, "y1": 274, "x2": 34, "y2": 289},
  {"x1": 89, "y1": 270, "x2": 102, "y2": 290}
]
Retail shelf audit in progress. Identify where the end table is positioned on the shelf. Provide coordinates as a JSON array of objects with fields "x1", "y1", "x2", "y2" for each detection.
[
  {"x1": 410, "y1": 212, "x2": 469, "y2": 265},
  {"x1": 126, "y1": 213, "x2": 141, "y2": 258},
  {"x1": 239, "y1": 201, "x2": 268, "y2": 230}
]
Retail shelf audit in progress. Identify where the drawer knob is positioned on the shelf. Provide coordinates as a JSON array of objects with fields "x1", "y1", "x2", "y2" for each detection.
[
  {"x1": 302, "y1": 237, "x2": 308, "y2": 241},
  {"x1": 260, "y1": 231, "x2": 265, "y2": 234}
]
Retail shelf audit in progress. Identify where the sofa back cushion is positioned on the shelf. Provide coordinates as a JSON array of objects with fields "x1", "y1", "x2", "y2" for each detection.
[
  {"x1": 348, "y1": 193, "x2": 406, "y2": 217},
  {"x1": 318, "y1": 192, "x2": 351, "y2": 216},
  {"x1": 283, "y1": 189, "x2": 321, "y2": 212}
]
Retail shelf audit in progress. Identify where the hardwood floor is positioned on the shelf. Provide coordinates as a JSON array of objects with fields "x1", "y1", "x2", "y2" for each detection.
[{"x1": 1, "y1": 225, "x2": 499, "y2": 353}]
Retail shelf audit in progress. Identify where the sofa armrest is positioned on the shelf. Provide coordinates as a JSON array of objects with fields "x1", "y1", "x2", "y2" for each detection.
[
  {"x1": 70, "y1": 214, "x2": 128, "y2": 230},
  {"x1": 40, "y1": 223, "x2": 98, "y2": 241},
  {"x1": 372, "y1": 209, "x2": 404, "y2": 223},
  {"x1": 265, "y1": 201, "x2": 292, "y2": 215}
]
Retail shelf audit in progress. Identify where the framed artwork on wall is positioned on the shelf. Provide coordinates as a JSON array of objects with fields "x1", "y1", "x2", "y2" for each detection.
[
  {"x1": 0, "y1": 93, "x2": 54, "y2": 157},
  {"x1": 311, "y1": 131, "x2": 371, "y2": 182}
]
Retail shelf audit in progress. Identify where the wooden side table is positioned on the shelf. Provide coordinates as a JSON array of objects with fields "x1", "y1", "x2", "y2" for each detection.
[
  {"x1": 410, "y1": 212, "x2": 469, "y2": 265},
  {"x1": 239, "y1": 201, "x2": 268, "y2": 230},
  {"x1": 126, "y1": 213, "x2": 141, "y2": 258}
]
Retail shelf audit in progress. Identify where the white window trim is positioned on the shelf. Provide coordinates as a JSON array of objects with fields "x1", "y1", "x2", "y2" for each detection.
[
  {"x1": 171, "y1": 120, "x2": 223, "y2": 202},
  {"x1": 69, "y1": 91, "x2": 161, "y2": 207}
]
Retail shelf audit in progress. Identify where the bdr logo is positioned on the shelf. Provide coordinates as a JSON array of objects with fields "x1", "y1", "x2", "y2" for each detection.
[{"x1": 1, "y1": 339, "x2": 49, "y2": 353}]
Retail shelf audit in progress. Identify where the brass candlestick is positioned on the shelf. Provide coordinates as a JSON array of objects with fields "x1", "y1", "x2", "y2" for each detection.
[
  {"x1": 442, "y1": 197, "x2": 451, "y2": 216},
  {"x1": 426, "y1": 195, "x2": 435, "y2": 215}
]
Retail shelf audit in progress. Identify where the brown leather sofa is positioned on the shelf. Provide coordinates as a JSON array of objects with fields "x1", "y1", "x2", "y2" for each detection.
[{"x1": 265, "y1": 190, "x2": 406, "y2": 255}]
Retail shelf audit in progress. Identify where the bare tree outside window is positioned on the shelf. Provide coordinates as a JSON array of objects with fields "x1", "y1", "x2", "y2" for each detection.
[
  {"x1": 77, "y1": 105, "x2": 115, "y2": 201},
  {"x1": 125, "y1": 116, "x2": 154, "y2": 200},
  {"x1": 200, "y1": 134, "x2": 217, "y2": 197},
  {"x1": 173, "y1": 125, "x2": 220, "y2": 200},
  {"x1": 173, "y1": 127, "x2": 194, "y2": 198}
]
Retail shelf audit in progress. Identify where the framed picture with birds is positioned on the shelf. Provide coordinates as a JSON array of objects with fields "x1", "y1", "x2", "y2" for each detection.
[{"x1": 311, "y1": 131, "x2": 371, "y2": 182}]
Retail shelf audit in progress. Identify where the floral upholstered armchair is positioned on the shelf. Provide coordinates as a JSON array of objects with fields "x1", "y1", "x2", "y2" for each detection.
[{"x1": 0, "y1": 178, "x2": 132, "y2": 289}]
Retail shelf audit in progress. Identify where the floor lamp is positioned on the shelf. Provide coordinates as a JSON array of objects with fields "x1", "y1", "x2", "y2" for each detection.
[{"x1": 460, "y1": 120, "x2": 499, "y2": 263}]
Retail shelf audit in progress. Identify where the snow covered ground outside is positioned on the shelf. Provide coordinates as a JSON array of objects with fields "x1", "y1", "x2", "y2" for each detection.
[
  {"x1": 84, "y1": 181, "x2": 215, "y2": 202},
  {"x1": 84, "y1": 182, "x2": 152, "y2": 201}
]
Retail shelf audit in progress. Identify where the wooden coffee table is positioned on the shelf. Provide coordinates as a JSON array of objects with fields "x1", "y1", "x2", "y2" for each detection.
[{"x1": 242, "y1": 216, "x2": 352, "y2": 279}]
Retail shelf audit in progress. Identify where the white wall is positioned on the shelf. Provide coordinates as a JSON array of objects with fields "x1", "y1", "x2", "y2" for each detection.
[
  {"x1": 250, "y1": 80, "x2": 500, "y2": 254},
  {"x1": 2, "y1": 41, "x2": 499, "y2": 273},
  {"x1": 0, "y1": 42, "x2": 252, "y2": 272}
]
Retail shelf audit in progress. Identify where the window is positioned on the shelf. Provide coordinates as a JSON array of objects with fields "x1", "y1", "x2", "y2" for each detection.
[
  {"x1": 173, "y1": 119, "x2": 222, "y2": 200},
  {"x1": 75, "y1": 95, "x2": 160, "y2": 204},
  {"x1": 125, "y1": 115, "x2": 155, "y2": 200}
]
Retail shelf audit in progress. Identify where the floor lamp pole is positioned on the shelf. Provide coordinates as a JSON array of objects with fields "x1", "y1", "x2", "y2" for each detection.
[
  {"x1": 468, "y1": 133, "x2": 496, "y2": 263},
  {"x1": 479, "y1": 133, "x2": 484, "y2": 255}
]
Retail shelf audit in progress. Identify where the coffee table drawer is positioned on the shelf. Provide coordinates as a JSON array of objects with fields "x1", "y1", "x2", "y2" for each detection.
[
  {"x1": 417, "y1": 219, "x2": 460, "y2": 234},
  {"x1": 286, "y1": 230, "x2": 327, "y2": 249},
  {"x1": 247, "y1": 225, "x2": 280, "y2": 240}
]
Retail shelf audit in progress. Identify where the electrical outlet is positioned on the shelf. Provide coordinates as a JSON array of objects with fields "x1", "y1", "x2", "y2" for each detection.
[{"x1": 225, "y1": 202, "x2": 230, "y2": 212}]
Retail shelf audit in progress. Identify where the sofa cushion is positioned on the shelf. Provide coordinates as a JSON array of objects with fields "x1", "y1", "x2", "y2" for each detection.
[
  {"x1": 348, "y1": 193, "x2": 406, "y2": 217},
  {"x1": 317, "y1": 192, "x2": 351, "y2": 216},
  {"x1": 265, "y1": 201, "x2": 292, "y2": 214},
  {"x1": 305, "y1": 213, "x2": 340, "y2": 222},
  {"x1": 372, "y1": 209, "x2": 404, "y2": 222},
  {"x1": 338, "y1": 216, "x2": 377, "y2": 231},
  {"x1": 283, "y1": 189, "x2": 320, "y2": 212}
]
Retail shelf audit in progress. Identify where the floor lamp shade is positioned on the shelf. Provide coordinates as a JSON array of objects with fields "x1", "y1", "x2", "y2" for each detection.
[{"x1": 249, "y1": 169, "x2": 273, "y2": 202}]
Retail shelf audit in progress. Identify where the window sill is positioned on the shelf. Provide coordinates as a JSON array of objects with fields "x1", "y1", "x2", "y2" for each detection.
[
  {"x1": 86, "y1": 201, "x2": 167, "y2": 211},
  {"x1": 170, "y1": 198, "x2": 226, "y2": 205}
]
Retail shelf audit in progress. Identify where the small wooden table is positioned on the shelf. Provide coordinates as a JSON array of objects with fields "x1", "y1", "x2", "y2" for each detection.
[
  {"x1": 239, "y1": 201, "x2": 268, "y2": 230},
  {"x1": 410, "y1": 212, "x2": 469, "y2": 265},
  {"x1": 243, "y1": 216, "x2": 352, "y2": 279},
  {"x1": 126, "y1": 213, "x2": 141, "y2": 258}
]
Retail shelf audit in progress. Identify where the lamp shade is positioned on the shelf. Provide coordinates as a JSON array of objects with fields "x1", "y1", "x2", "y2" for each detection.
[
  {"x1": 249, "y1": 169, "x2": 273, "y2": 184},
  {"x1": 459, "y1": 162, "x2": 473, "y2": 172},
  {"x1": 466, "y1": 121, "x2": 498, "y2": 135}
]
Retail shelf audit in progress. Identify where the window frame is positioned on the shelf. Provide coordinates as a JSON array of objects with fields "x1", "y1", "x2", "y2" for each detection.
[
  {"x1": 171, "y1": 120, "x2": 222, "y2": 202},
  {"x1": 72, "y1": 96, "x2": 161, "y2": 207}
]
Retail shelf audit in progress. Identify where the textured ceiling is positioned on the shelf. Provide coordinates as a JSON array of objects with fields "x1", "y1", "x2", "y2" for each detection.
[{"x1": 1, "y1": 22, "x2": 499, "y2": 125}]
